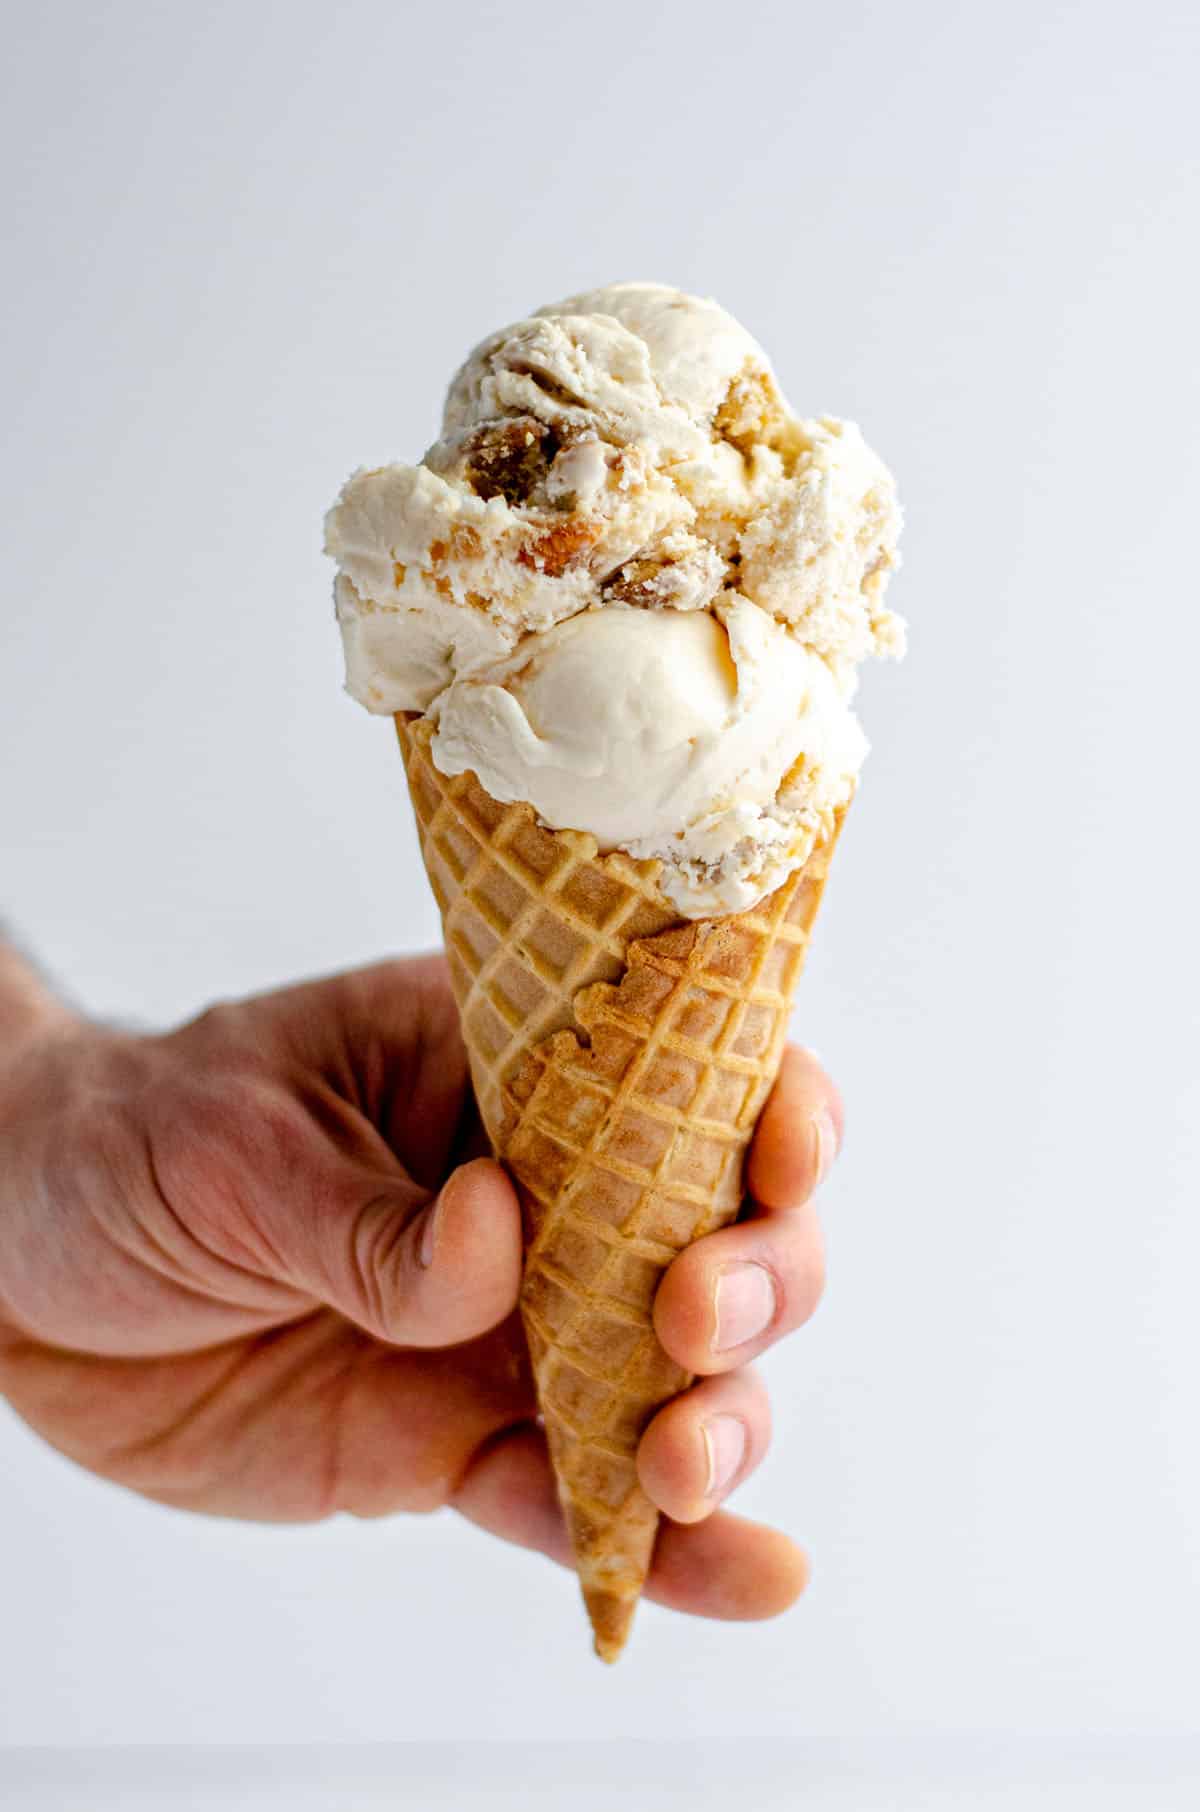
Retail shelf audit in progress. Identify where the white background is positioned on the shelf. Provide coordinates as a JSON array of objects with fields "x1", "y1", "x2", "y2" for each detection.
[{"x1": 2, "y1": 0, "x2": 1198, "y2": 1791}]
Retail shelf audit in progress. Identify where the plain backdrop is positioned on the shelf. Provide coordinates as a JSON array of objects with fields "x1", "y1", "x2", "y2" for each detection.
[{"x1": 2, "y1": 0, "x2": 1199, "y2": 1789}]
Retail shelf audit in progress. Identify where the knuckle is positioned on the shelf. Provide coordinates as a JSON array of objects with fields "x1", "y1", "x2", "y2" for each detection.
[
  {"x1": 343, "y1": 1481, "x2": 447, "y2": 1519},
  {"x1": 790, "y1": 1241, "x2": 826, "y2": 1321},
  {"x1": 141, "y1": 1068, "x2": 325, "y2": 1275},
  {"x1": 181, "y1": 998, "x2": 246, "y2": 1053},
  {"x1": 344, "y1": 1195, "x2": 417, "y2": 1338}
]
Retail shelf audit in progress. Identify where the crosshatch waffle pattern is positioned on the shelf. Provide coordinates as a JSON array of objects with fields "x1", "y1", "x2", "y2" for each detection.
[
  {"x1": 398, "y1": 716, "x2": 679, "y2": 1147},
  {"x1": 396, "y1": 714, "x2": 848, "y2": 1661}
]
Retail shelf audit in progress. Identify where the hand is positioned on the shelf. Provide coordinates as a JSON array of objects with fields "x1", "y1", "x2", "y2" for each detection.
[{"x1": 0, "y1": 952, "x2": 841, "y2": 1629}]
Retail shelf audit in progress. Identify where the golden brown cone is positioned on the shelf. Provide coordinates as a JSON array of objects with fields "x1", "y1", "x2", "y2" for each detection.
[{"x1": 397, "y1": 713, "x2": 847, "y2": 1661}]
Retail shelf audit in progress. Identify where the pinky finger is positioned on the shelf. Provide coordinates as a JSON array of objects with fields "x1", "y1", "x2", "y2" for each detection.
[{"x1": 452, "y1": 1425, "x2": 809, "y2": 1624}]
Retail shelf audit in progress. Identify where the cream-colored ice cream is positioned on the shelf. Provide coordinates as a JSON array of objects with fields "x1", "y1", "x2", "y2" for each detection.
[{"x1": 325, "y1": 282, "x2": 903, "y2": 915}]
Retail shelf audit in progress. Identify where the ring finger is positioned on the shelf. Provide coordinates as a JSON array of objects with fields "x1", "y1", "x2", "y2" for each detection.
[{"x1": 638, "y1": 1364, "x2": 771, "y2": 1524}]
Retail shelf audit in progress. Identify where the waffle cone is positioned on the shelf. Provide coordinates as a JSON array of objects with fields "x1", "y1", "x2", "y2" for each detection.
[{"x1": 397, "y1": 714, "x2": 847, "y2": 1661}]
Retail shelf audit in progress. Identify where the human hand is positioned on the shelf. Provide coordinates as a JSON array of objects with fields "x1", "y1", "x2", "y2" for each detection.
[{"x1": 0, "y1": 951, "x2": 840, "y2": 1628}]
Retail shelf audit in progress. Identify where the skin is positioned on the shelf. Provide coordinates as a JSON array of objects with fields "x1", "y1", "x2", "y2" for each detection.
[{"x1": 0, "y1": 946, "x2": 842, "y2": 1629}]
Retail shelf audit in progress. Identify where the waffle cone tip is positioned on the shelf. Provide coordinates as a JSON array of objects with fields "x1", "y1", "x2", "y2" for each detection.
[{"x1": 585, "y1": 1586, "x2": 638, "y2": 1664}]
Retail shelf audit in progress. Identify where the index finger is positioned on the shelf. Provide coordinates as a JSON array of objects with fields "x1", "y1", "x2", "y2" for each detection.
[{"x1": 745, "y1": 1044, "x2": 843, "y2": 1212}]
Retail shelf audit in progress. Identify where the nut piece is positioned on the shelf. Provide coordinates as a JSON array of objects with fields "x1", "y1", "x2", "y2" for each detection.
[
  {"x1": 517, "y1": 518, "x2": 604, "y2": 576},
  {"x1": 712, "y1": 364, "x2": 789, "y2": 456},
  {"x1": 463, "y1": 417, "x2": 559, "y2": 506}
]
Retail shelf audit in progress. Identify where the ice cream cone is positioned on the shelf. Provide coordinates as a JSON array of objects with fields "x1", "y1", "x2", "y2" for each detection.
[
  {"x1": 325, "y1": 285, "x2": 902, "y2": 1661},
  {"x1": 398, "y1": 712, "x2": 848, "y2": 1661}
]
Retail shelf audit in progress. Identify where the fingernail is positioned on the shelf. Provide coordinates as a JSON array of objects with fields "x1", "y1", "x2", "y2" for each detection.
[
  {"x1": 713, "y1": 1263, "x2": 777, "y2": 1352},
  {"x1": 702, "y1": 1415, "x2": 747, "y2": 1500},
  {"x1": 418, "y1": 1200, "x2": 441, "y2": 1269},
  {"x1": 812, "y1": 1107, "x2": 839, "y2": 1186}
]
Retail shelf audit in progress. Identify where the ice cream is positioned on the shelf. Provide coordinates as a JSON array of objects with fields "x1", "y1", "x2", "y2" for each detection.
[{"x1": 325, "y1": 282, "x2": 903, "y2": 915}]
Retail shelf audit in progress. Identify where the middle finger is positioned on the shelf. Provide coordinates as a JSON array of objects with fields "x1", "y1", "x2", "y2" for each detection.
[{"x1": 653, "y1": 1197, "x2": 826, "y2": 1376}]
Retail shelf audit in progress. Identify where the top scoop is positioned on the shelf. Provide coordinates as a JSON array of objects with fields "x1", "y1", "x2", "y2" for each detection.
[{"x1": 325, "y1": 282, "x2": 904, "y2": 915}]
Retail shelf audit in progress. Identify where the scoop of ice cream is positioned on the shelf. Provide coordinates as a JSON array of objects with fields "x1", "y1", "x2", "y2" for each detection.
[
  {"x1": 739, "y1": 415, "x2": 905, "y2": 670},
  {"x1": 324, "y1": 281, "x2": 904, "y2": 914},
  {"x1": 431, "y1": 598, "x2": 864, "y2": 914},
  {"x1": 442, "y1": 283, "x2": 770, "y2": 456}
]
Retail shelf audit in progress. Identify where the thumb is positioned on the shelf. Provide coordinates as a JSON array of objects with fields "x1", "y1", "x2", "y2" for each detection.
[{"x1": 309, "y1": 1157, "x2": 525, "y2": 1348}]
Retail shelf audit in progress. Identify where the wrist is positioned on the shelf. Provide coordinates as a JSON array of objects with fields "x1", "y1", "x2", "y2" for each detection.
[
  {"x1": 0, "y1": 940, "x2": 76, "y2": 1062},
  {"x1": 0, "y1": 942, "x2": 70, "y2": 1029},
  {"x1": 0, "y1": 953, "x2": 91, "y2": 1348}
]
